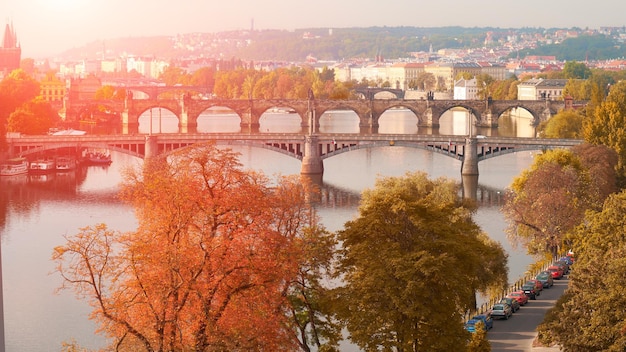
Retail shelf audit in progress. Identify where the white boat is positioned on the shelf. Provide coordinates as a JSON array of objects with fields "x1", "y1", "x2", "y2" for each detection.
[
  {"x1": 29, "y1": 159, "x2": 56, "y2": 173},
  {"x1": 56, "y1": 156, "x2": 77, "y2": 171},
  {"x1": 0, "y1": 157, "x2": 29, "y2": 176}
]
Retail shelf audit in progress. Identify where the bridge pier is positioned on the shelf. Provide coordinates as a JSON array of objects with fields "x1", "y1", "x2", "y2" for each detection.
[
  {"x1": 145, "y1": 135, "x2": 159, "y2": 159},
  {"x1": 179, "y1": 110, "x2": 197, "y2": 133},
  {"x1": 461, "y1": 175, "x2": 479, "y2": 200},
  {"x1": 301, "y1": 135, "x2": 324, "y2": 176},
  {"x1": 461, "y1": 137, "x2": 479, "y2": 176}
]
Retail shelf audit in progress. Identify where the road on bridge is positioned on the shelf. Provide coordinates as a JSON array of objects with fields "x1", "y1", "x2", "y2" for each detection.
[{"x1": 487, "y1": 276, "x2": 567, "y2": 351}]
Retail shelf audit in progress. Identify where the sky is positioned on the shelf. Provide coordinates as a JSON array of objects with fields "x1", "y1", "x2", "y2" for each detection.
[{"x1": 2, "y1": 0, "x2": 626, "y2": 58}]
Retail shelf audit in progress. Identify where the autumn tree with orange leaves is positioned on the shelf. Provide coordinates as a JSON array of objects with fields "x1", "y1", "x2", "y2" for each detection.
[{"x1": 53, "y1": 143, "x2": 340, "y2": 352}]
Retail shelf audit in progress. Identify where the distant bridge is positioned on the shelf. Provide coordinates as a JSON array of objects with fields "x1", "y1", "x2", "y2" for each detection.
[
  {"x1": 64, "y1": 96, "x2": 575, "y2": 134},
  {"x1": 5, "y1": 133, "x2": 583, "y2": 181}
]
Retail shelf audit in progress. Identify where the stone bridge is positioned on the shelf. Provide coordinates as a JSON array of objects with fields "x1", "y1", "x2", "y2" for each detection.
[
  {"x1": 5, "y1": 133, "x2": 582, "y2": 183},
  {"x1": 65, "y1": 97, "x2": 570, "y2": 134}
]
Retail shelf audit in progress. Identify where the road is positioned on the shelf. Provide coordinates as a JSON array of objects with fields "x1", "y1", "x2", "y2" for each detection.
[{"x1": 487, "y1": 276, "x2": 567, "y2": 351}]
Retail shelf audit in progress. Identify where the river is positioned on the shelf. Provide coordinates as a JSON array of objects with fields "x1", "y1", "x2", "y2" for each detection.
[{"x1": 0, "y1": 108, "x2": 538, "y2": 351}]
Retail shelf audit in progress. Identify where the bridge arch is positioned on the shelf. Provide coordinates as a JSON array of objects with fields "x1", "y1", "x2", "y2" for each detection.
[{"x1": 354, "y1": 88, "x2": 405, "y2": 99}]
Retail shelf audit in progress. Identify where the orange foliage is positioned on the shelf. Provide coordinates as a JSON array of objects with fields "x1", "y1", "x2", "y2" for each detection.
[{"x1": 54, "y1": 142, "x2": 316, "y2": 351}]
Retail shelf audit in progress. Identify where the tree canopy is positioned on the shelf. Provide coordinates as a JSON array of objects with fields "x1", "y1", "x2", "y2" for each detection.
[
  {"x1": 502, "y1": 145, "x2": 617, "y2": 257},
  {"x1": 584, "y1": 80, "x2": 626, "y2": 185},
  {"x1": 53, "y1": 143, "x2": 338, "y2": 351},
  {"x1": 333, "y1": 172, "x2": 508, "y2": 352},
  {"x1": 538, "y1": 190, "x2": 626, "y2": 351}
]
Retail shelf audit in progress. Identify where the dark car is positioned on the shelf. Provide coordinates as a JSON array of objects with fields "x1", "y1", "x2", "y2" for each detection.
[
  {"x1": 499, "y1": 297, "x2": 520, "y2": 312},
  {"x1": 536, "y1": 271, "x2": 554, "y2": 288},
  {"x1": 521, "y1": 281, "x2": 539, "y2": 300},
  {"x1": 490, "y1": 303, "x2": 513, "y2": 320}
]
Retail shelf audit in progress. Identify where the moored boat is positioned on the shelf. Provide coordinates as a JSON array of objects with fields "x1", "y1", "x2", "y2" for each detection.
[
  {"x1": 56, "y1": 156, "x2": 77, "y2": 171},
  {"x1": 29, "y1": 159, "x2": 56, "y2": 173},
  {"x1": 83, "y1": 151, "x2": 112, "y2": 165},
  {"x1": 0, "y1": 157, "x2": 29, "y2": 176}
]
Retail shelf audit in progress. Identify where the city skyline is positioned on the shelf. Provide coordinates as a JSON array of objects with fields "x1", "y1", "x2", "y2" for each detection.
[{"x1": 2, "y1": 0, "x2": 626, "y2": 59}]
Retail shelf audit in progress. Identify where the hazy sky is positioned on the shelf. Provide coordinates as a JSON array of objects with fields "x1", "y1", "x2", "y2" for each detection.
[{"x1": 2, "y1": 0, "x2": 625, "y2": 58}]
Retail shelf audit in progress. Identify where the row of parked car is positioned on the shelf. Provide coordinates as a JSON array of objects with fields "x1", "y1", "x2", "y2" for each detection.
[{"x1": 465, "y1": 254, "x2": 574, "y2": 332}]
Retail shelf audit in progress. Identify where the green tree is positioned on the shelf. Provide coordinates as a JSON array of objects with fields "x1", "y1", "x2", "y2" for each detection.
[
  {"x1": 562, "y1": 61, "x2": 592, "y2": 79},
  {"x1": 538, "y1": 109, "x2": 585, "y2": 138},
  {"x1": 543, "y1": 191, "x2": 626, "y2": 351},
  {"x1": 334, "y1": 172, "x2": 508, "y2": 352}
]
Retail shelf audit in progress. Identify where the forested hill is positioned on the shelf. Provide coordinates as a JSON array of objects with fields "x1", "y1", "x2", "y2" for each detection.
[{"x1": 58, "y1": 27, "x2": 626, "y2": 62}]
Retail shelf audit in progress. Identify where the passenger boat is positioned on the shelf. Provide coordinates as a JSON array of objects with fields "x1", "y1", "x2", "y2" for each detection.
[
  {"x1": 0, "y1": 157, "x2": 29, "y2": 176},
  {"x1": 29, "y1": 159, "x2": 56, "y2": 173},
  {"x1": 56, "y1": 156, "x2": 77, "y2": 171},
  {"x1": 83, "y1": 151, "x2": 112, "y2": 165}
]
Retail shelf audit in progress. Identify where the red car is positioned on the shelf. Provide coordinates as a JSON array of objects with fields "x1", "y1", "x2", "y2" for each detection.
[
  {"x1": 507, "y1": 290, "x2": 529, "y2": 306},
  {"x1": 547, "y1": 265, "x2": 564, "y2": 279}
]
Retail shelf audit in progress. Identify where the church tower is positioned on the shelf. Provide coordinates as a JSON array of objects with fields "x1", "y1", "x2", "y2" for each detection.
[{"x1": 0, "y1": 22, "x2": 21, "y2": 75}]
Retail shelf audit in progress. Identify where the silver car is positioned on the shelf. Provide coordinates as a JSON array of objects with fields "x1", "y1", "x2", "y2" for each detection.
[{"x1": 491, "y1": 303, "x2": 513, "y2": 320}]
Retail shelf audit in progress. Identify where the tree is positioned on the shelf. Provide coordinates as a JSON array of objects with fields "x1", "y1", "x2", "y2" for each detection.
[
  {"x1": 7, "y1": 97, "x2": 59, "y2": 134},
  {"x1": 502, "y1": 146, "x2": 617, "y2": 257},
  {"x1": 562, "y1": 61, "x2": 592, "y2": 79},
  {"x1": 53, "y1": 143, "x2": 338, "y2": 351},
  {"x1": 538, "y1": 109, "x2": 585, "y2": 139},
  {"x1": 541, "y1": 191, "x2": 626, "y2": 351},
  {"x1": 0, "y1": 69, "x2": 40, "y2": 149},
  {"x1": 583, "y1": 80, "x2": 626, "y2": 185},
  {"x1": 334, "y1": 172, "x2": 508, "y2": 351},
  {"x1": 467, "y1": 321, "x2": 491, "y2": 352},
  {"x1": 415, "y1": 72, "x2": 436, "y2": 91}
]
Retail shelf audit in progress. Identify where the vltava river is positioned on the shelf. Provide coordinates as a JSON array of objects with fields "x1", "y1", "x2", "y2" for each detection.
[{"x1": 0, "y1": 108, "x2": 538, "y2": 351}]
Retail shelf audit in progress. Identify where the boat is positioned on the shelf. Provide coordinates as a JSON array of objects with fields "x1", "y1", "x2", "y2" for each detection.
[
  {"x1": 56, "y1": 156, "x2": 77, "y2": 171},
  {"x1": 29, "y1": 159, "x2": 56, "y2": 173},
  {"x1": 83, "y1": 151, "x2": 112, "y2": 165},
  {"x1": 0, "y1": 157, "x2": 29, "y2": 176}
]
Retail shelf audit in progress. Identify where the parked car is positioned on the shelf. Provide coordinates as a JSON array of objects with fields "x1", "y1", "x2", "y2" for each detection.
[
  {"x1": 507, "y1": 291, "x2": 529, "y2": 306},
  {"x1": 547, "y1": 265, "x2": 564, "y2": 279},
  {"x1": 471, "y1": 313, "x2": 494, "y2": 330},
  {"x1": 536, "y1": 271, "x2": 554, "y2": 288},
  {"x1": 528, "y1": 279, "x2": 544, "y2": 292},
  {"x1": 499, "y1": 297, "x2": 520, "y2": 312},
  {"x1": 522, "y1": 281, "x2": 540, "y2": 300},
  {"x1": 559, "y1": 256, "x2": 574, "y2": 267},
  {"x1": 553, "y1": 261, "x2": 569, "y2": 275},
  {"x1": 491, "y1": 303, "x2": 513, "y2": 320},
  {"x1": 465, "y1": 319, "x2": 488, "y2": 333}
]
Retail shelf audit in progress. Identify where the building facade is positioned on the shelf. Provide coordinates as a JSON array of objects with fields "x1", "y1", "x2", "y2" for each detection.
[{"x1": 517, "y1": 78, "x2": 567, "y2": 100}]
